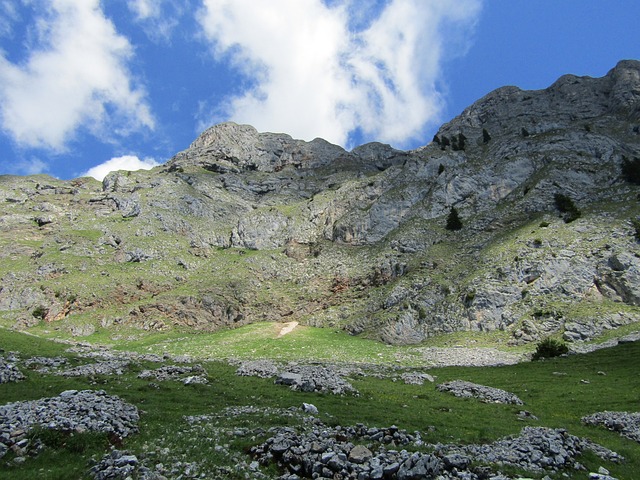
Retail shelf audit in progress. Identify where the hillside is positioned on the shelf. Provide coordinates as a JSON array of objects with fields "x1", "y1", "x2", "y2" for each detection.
[{"x1": 1, "y1": 60, "x2": 640, "y2": 348}]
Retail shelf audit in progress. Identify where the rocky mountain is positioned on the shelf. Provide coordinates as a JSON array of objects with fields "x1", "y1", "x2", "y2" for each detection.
[{"x1": 1, "y1": 60, "x2": 639, "y2": 346}]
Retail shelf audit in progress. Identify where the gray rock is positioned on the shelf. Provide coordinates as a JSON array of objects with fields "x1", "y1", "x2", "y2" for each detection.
[{"x1": 349, "y1": 445, "x2": 373, "y2": 464}]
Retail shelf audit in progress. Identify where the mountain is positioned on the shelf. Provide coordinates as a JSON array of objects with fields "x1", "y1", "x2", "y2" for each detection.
[{"x1": 1, "y1": 60, "x2": 639, "y2": 346}]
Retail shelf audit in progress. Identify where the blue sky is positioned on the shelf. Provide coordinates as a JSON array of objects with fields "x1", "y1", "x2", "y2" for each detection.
[{"x1": 0, "y1": 1, "x2": 638, "y2": 181}]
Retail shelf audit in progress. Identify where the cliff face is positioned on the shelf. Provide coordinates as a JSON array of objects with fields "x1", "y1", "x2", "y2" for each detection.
[{"x1": 1, "y1": 60, "x2": 639, "y2": 345}]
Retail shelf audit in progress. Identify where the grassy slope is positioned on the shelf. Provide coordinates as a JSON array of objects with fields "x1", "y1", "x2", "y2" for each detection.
[{"x1": 0, "y1": 328, "x2": 639, "y2": 479}]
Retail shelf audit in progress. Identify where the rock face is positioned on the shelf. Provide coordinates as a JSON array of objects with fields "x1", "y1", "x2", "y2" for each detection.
[{"x1": 0, "y1": 60, "x2": 640, "y2": 344}]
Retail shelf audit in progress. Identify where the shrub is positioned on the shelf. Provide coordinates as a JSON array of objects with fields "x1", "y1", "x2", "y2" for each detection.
[
  {"x1": 445, "y1": 207, "x2": 463, "y2": 231},
  {"x1": 532, "y1": 337, "x2": 569, "y2": 361},
  {"x1": 521, "y1": 127, "x2": 530, "y2": 137},
  {"x1": 554, "y1": 193, "x2": 581, "y2": 223},
  {"x1": 482, "y1": 128, "x2": 491, "y2": 144},
  {"x1": 631, "y1": 219, "x2": 640, "y2": 242},
  {"x1": 32, "y1": 305, "x2": 47, "y2": 319}
]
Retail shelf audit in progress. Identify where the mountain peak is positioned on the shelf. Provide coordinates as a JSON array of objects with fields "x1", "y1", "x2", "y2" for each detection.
[{"x1": 1, "y1": 60, "x2": 639, "y2": 348}]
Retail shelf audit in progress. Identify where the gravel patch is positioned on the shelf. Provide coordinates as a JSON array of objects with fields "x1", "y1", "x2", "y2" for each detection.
[
  {"x1": 407, "y1": 347, "x2": 524, "y2": 367},
  {"x1": 437, "y1": 380, "x2": 524, "y2": 405}
]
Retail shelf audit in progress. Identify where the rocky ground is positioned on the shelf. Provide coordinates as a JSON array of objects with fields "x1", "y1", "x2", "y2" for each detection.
[
  {"x1": 1, "y1": 341, "x2": 638, "y2": 479},
  {"x1": 0, "y1": 389, "x2": 139, "y2": 460},
  {"x1": 250, "y1": 421, "x2": 623, "y2": 480}
]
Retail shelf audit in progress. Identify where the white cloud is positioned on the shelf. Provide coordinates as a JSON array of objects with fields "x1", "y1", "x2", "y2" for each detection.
[
  {"x1": 0, "y1": 0, "x2": 154, "y2": 151},
  {"x1": 82, "y1": 155, "x2": 160, "y2": 181},
  {"x1": 197, "y1": 0, "x2": 481, "y2": 148},
  {"x1": 9, "y1": 157, "x2": 49, "y2": 176},
  {"x1": 128, "y1": 0, "x2": 158, "y2": 19},
  {"x1": 127, "y1": 0, "x2": 186, "y2": 43},
  {"x1": 0, "y1": 1, "x2": 20, "y2": 38}
]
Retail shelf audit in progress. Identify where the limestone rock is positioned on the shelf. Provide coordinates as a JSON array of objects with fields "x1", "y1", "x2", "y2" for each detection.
[{"x1": 0, "y1": 61, "x2": 639, "y2": 345}]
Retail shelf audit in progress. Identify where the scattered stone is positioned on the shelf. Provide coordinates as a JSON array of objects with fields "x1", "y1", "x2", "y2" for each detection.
[
  {"x1": 275, "y1": 364, "x2": 358, "y2": 395},
  {"x1": 55, "y1": 360, "x2": 129, "y2": 377},
  {"x1": 0, "y1": 390, "x2": 139, "y2": 459},
  {"x1": 437, "y1": 380, "x2": 524, "y2": 405},
  {"x1": 23, "y1": 356, "x2": 68, "y2": 373},
  {"x1": 517, "y1": 410, "x2": 539, "y2": 421},
  {"x1": 582, "y1": 411, "x2": 640, "y2": 443},
  {"x1": 251, "y1": 422, "x2": 620, "y2": 479},
  {"x1": 138, "y1": 364, "x2": 207, "y2": 383},
  {"x1": 90, "y1": 449, "x2": 169, "y2": 480},
  {"x1": 400, "y1": 372, "x2": 434, "y2": 385},
  {"x1": 301, "y1": 403, "x2": 318, "y2": 415},
  {"x1": 236, "y1": 359, "x2": 279, "y2": 378},
  {"x1": 0, "y1": 354, "x2": 25, "y2": 383}
]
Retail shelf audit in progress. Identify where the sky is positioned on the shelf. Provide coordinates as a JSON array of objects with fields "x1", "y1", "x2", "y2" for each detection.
[{"x1": 0, "y1": 1, "x2": 638, "y2": 181}]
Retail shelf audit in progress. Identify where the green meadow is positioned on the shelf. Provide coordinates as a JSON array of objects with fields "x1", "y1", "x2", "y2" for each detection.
[{"x1": 0, "y1": 325, "x2": 639, "y2": 479}]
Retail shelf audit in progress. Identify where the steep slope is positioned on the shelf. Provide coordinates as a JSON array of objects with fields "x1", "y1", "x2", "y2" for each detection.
[{"x1": 1, "y1": 60, "x2": 639, "y2": 346}]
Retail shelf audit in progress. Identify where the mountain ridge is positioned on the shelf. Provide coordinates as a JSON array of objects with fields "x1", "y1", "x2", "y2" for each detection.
[{"x1": 1, "y1": 60, "x2": 639, "y2": 346}]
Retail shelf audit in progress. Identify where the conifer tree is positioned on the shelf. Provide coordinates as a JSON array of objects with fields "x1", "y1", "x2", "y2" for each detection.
[{"x1": 446, "y1": 206, "x2": 463, "y2": 231}]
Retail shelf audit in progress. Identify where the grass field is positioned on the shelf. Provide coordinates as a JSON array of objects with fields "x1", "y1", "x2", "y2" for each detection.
[{"x1": 0, "y1": 327, "x2": 639, "y2": 479}]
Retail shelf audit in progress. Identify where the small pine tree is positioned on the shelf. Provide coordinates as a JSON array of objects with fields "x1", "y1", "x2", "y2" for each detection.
[
  {"x1": 621, "y1": 156, "x2": 640, "y2": 185},
  {"x1": 457, "y1": 132, "x2": 466, "y2": 151},
  {"x1": 433, "y1": 134, "x2": 441, "y2": 145},
  {"x1": 521, "y1": 127, "x2": 530, "y2": 137},
  {"x1": 482, "y1": 128, "x2": 491, "y2": 144},
  {"x1": 445, "y1": 207, "x2": 463, "y2": 231},
  {"x1": 440, "y1": 136, "x2": 450, "y2": 150},
  {"x1": 438, "y1": 164, "x2": 445, "y2": 175}
]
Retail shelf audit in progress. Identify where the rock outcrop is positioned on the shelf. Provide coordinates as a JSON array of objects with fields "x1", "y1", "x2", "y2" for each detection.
[{"x1": 0, "y1": 60, "x2": 639, "y2": 345}]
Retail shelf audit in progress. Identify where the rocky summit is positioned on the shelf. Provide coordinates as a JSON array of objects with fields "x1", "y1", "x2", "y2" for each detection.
[{"x1": 1, "y1": 60, "x2": 640, "y2": 345}]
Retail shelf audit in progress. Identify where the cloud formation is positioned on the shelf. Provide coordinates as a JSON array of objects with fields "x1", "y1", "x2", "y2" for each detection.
[
  {"x1": 197, "y1": 0, "x2": 481, "y2": 147},
  {"x1": 83, "y1": 155, "x2": 160, "y2": 181},
  {"x1": 127, "y1": 0, "x2": 186, "y2": 43},
  {"x1": 0, "y1": 0, "x2": 154, "y2": 151}
]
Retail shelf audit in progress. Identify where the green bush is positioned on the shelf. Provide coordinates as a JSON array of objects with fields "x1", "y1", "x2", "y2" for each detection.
[
  {"x1": 532, "y1": 337, "x2": 569, "y2": 361},
  {"x1": 554, "y1": 193, "x2": 581, "y2": 223}
]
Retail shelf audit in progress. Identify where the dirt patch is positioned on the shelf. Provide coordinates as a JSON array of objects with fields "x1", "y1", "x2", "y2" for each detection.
[{"x1": 277, "y1": 321, "x2": 299, "y2": 337}]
